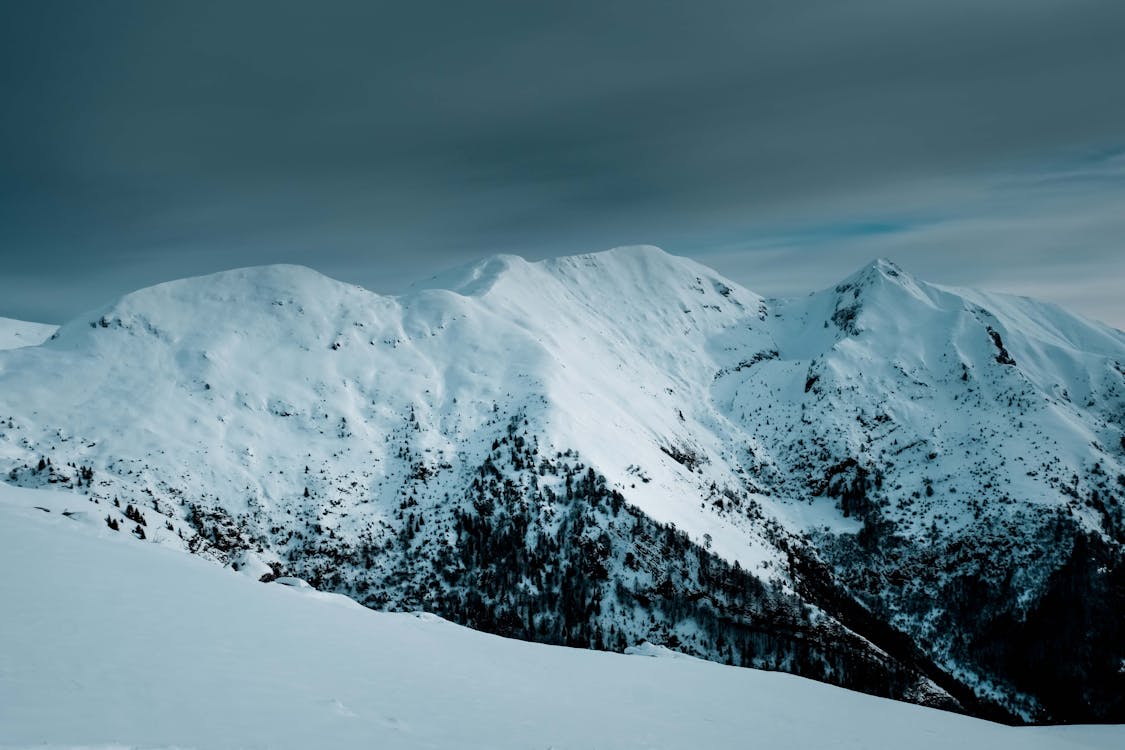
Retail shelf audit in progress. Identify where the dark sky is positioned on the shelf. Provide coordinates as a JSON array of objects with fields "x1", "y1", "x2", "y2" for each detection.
[{"x1": 2, "y1": 0, "x2": 1124, "y2": 326}]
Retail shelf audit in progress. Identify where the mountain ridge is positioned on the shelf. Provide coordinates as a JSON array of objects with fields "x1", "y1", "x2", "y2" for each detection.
[{"x1": 1, "y1": 247, "x2": 1122, "y2": 722}]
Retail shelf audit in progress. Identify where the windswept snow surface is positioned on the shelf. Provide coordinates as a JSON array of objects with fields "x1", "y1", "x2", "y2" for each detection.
[
  {"x1": 1, "y1": 484, "x2": 1120, "y2": 750},
  {"x1": 0, "y1": 317, "x2": 56, "y2": 350}
]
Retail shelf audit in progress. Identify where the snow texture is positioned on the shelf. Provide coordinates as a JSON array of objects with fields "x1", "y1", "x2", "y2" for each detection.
[
  {"x1": 0, "y1": 316, "x2": 57, "y2": 350},
  {"x1": 1, "y1": 482, "x2": 1120, "y2": 750}
]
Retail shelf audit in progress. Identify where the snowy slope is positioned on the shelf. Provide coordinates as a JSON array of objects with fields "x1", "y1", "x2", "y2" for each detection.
[
  {"x1": 1, "y1": 483, "x2": 1120, "y2": 750},
  {"x1": 0, "y1": 247, "x2": 1122, "y2": 722},
  {"x1": 0, "y1": 316, "x2": 56, "y2": 350}
]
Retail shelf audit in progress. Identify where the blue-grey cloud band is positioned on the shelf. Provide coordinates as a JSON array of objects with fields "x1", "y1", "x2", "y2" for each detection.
[{"x1": 1, "y1": 1, "x2": 1122, "y2": 327}]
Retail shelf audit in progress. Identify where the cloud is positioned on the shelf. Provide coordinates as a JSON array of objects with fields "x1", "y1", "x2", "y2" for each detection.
[{"x1": 0, "y1": 1, "x2": 1123, "y2": 324}]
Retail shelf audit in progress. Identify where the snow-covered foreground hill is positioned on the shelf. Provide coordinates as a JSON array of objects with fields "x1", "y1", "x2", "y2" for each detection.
[
  {"x1": 1, "y1": 247, "x2": 1122, "y2": 722},
  {"x1": 1, "y1": 484, "x2": 1119, "y2": 750}
]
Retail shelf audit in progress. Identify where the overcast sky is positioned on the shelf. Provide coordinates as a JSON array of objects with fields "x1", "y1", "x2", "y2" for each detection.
[{"x1": 2, "y1": 0, "x2": 1123, "y2": 327}]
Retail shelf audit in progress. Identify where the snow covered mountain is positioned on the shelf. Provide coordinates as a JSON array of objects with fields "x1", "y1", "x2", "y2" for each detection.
[
  {"x1": 0, "y1": 315, "x2": 57, "y2": 350},
  {"x1": 1, "y1": 246, "x2": 1122, "y2": 723},
  {"x1": 7, "y1": 482, "x2": 1121, "y2": 750}
]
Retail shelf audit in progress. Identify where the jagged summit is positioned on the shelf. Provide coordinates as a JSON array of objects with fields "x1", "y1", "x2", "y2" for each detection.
[
  {"x1": 836, "y1": 257, "x2": 910, "y2": 287},
  {"x1": 829, "y1": 256, "x2": 931, "y2": 308}
]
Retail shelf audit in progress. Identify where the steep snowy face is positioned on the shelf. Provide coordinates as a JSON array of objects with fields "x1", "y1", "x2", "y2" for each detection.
[
  {"x1": 724, "y1": 258, "x2": 1125, "y2": 721},
  {"x1": 3, "y1": 249, "x2": 761, "y2": 530},
  {"x1": 440, "y1": 247, "x2": 773, "y2": 543},
  {"x1": 724, "y1": 257, "x2": 1125, "y2": 530},
  {"x1": 1, "y1": 247, "x2": 1123, "y2": 723}
]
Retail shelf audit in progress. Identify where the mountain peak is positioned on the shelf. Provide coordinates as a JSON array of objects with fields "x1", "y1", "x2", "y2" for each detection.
[
  {"x1": 579, "y1": 244, "x2": 673, "y2": 262},
  {"x1": 805, "y1": 258, "x2": 936, "y2": 338},
  {"x1": 543, "y1": 245, "x2": 710, "y2": 279},
  {"x1": 46, "y1": 263, "x2": 375, "y2": 349},
  {"x1": 836, "y1": 257, "x2": 914, "y2": 291},
  {"x1": 832, "y1": 256, "x2": 930, "y2": 304},
  {"x1": 88, "y1": 264, "x2": 360, "y2": 315},
  {"x1": 153, "y1": 263, "x2": 350, "y2": 294},
  {"x1": 4, "y1": 243, "x2": 1125, "y2": 725},
  {"x1": 541, "y1": 245, "x2": 701, "y2": 279},
  {"x1": 410, "y1": 254, "x2": 532, "y2": 296},
  {"x1": 414, "y1": 246, "x2": 749, "y2": 306},
  {"x1": 869, "y1": 256, "x2": 904, "y2": 274}
]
